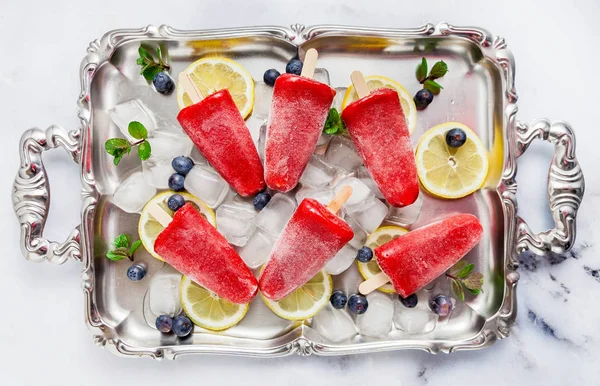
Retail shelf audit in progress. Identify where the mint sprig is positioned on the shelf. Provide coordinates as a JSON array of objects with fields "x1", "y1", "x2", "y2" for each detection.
[
  {"x1": 106, "y1": 234, "x2": 142, "y2": 262},
  {"x1": 323, "y1": 108, "x2": 346, "y2": 135},
  {"x1": 137, "y1": 45, "x2": 170, "y2": 81},
  {"x1": 446, "y1": 260, "x2": 484, "y2": 301},
  {"x1": 105, "y1": 121, "x2": 152, "y2": 165},
  {"x1": 415, "y1": 57, "x2": 448, "y2": 95}
]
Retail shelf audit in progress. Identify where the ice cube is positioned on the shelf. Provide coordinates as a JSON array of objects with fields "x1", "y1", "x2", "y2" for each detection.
[
  {"x1": 216, "y1": 201, "x2": 258, "y2": 246},
  {"x1": 255, "y1": 193, "x2": 296, "y2": 236},
  {"x1": 148, "y1": 271, "x2": 183, "y2": 317},
  {"x1": 112, "y1": 171, "x2": 157, "y2": 213},
  {"x1": 299, "y1": 155, "x2": 338, "y2": 188},
  {"x1": 109, "y1": 99, "x2": 156, "y2": 142},
  {"x1": 295, "y1": 186, "x2": 334, "y2": 206},
  {"x1": 142, "y1": 156, "x2": 174, "y2": 189},
  {"x1": 246, "y1": 115, "x2": 266, "y2": 145},
  {"x1": 334, "y1": 177, "x2": 373, "y2": 209},
  {"x1": 386, "y1": 193, "x2": 424, "y2": 227},
  {"x1": 253, "y1": 81, "x2": 273, "y2": 120},
  {"x1": 355, "y1": 166, "x2": 384, "y2": 199},
  {"x1": 356, "y1": 292, "x2": 394, "y2": 338},
  {"x1": 238, "y1": 228, "x2": 276, "y2": 268},
  {"x1": 312, "y1": 304, "x2": 357, "y2": 343},
  {"x1": 257, "y1": 122, "x2": 267, "y2": 161},
  {"x1": 345, "y1": 197, "x2": 388, "y2": 233},
  {"x1": 343, "y1": 215, "x2": 368, "y2": 249},
  {"x1": 132, "y1": 84, "x2": 182, "y2": 133},
  {"x1": 324, "y1": 244, "x2": 357, "y2": 275},
  {"x1": 147, "y1": 130, "x2": 194, "y2": 160},
  {"x1": 313, "y1": 68, "x2": 331, "y2": 85},
  {"x1": 324, "y1": 135, "x2": 363, "y2": 172},
  {"x1": 189, "y1": 146, "x2": 208, "y2": 165},
  {"x1": 393, "y1": 298, "x2": 438, "y2": 334},
  {"x1": 332, "y1": 87, "x2": 348, "y2": 111},
  {"x1": 184, "y1": 165, "x2": 229, "y2": 208}
]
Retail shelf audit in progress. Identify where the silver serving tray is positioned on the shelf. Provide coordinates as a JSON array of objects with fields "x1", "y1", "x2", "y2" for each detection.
[{"x1": 12, "y1": 22, "x2": 584, "y2": 358}]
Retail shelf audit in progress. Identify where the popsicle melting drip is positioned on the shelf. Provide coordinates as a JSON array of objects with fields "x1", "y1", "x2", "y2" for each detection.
[
  {"x1": 370, "y1": 213, "x2": 483, "y2": 297},
  {"x1": 177, "y1": 80, "x2": 265, "y2": 196},
  {"x1": 265, "y1": 49, "x2": 336, "y2": 192},
  {"x1": 259, "y1": 187, "x2": 354, "y2": 301},
  {"x1": 154, "y1": 203, "x2": 258, "y2": 304},
  {"x1": 341, "y1": 71, "x2": 419, "y2": 207}
]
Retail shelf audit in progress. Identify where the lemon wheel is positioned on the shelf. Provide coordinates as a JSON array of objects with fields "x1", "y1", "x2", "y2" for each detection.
[
  {"x1": 176, "y1": 57, "x2": 254, "y2": 118},
  {"x1": 415, "y1": 122, "x2": 489, "y2": 199},
  {"x1": 138, "y1": 191, "x2": 216, "y2": 261},
  {"x1": 342, "y1": 75, "x2": 417, "y2": 134},
  {"x1": 357, "y1": 226, "x2": 408, "y2": 294}
]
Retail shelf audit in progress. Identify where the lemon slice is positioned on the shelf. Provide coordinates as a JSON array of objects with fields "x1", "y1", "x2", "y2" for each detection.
[
  {"x1": 415, "y1": 122, "x2": 489, "y2": 199},
  {"x1": 357, "y1": 226, "x2": 408, "y2": 294},
  {"x1": 176, "y1": 57, "x2": 255, "y2": 119},
  {"x1": 341, "y1": 75, "x2": 417, "y2": 134},
  {"x1": 261, "y1": 271, "x2": 332, "y2": 321},
  {"x1": 138, "y1": 191, "x2": 216, "y2": 261},
  {"x1": 180, "y1": 276, "x2": 249, "y2": 331}
]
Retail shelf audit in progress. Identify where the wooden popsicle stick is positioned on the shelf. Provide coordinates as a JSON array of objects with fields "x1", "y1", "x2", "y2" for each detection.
[
  {"x1": 147, "y1": 203, "x2": 173, "y2": 228},
  {"x1": 300, "y1": 48, "x2": 319, "y2": 79},
  {"x1": 350, "y1": 71, "x2": 370, "y2": 99},
  {"x1": 327, "y1": 185, "x2": 353, "y2": 214},
  {"x1": 359, "y1": 272, "x2": 391, "y2": 295},
  {"x1": 178, "y1": 72, "x2": 202, "y2": 104}
]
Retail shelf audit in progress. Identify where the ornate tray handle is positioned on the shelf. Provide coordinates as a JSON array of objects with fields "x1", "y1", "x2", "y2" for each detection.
[
  {"x1": 12, "y1": 125, "x2": 82, "y2": 264},
  {"x1": 515, "y1": 119, "x2": 584, "y2": 255}
]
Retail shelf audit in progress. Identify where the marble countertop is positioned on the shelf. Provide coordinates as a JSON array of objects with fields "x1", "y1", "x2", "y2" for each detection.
[{"x1": 1, "y1": 0, "x2": 598, "y2": 385}]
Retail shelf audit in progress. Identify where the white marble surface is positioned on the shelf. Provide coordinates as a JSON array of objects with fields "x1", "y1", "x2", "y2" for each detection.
[{"x1": 1, "y1": 0, "x2": 599, "y2": 385}]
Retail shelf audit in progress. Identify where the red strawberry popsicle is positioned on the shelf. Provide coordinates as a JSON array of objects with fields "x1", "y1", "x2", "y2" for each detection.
[
  {"x1": 259, "y1": 188, "x2": 354, "y2": 301},
  {"x1": 154, "y1": 203, "x2": 258, "y2": 304},
  {"x1": 177, "y1": 88, "x2": 265, "y2": 197},
  {"x1": 265, "y1": 50, "x2": 336, "y2": 192},
  {"x1": 372, "y1": 213, "x2": 483, "y2": 297},
  {"x1": 341, "y1": 72, "x2": 419, "y2": 207}
]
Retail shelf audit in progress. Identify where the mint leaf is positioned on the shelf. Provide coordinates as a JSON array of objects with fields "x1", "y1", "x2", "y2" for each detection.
[
  {"x1": 129, "y1": 240, "x2": 142, "y2": 256},
  {"x1": 450, "y1": 278, "x2": 465, "y2": 302},
  {"x1": 138, "y1": 46, "x2": 153, "y2": 62},
  {"x1": 416, "y1": 57, "x2": 428, "y2": 83},
  {"x1": 429, "y1": 60, "x2": 448, "y2": 79},
  {"x1": 113, "y1": 234, "x2": 130, "y2": 248},
  {"x1": 323, "y1": 108, "x2": 346, "y2": 135},
  {"x1": 142, "y1": 64, "x2": 162, "y2": 81},
  {"x1": 462, "y1": 272, "x2": 484, "y2": 291},
  {"x1": 466, "y1": 288, "x2": 482, "y2": 296},
  {"x1": 128, "y1": 121, "x2": 148, "y2": 140},
  {"x1": 424, "y1": 79, "x2": 443, "y2": 95},
  {"x1": 105, "y1": 138, "x2": 130, "y2": 156},
  {"x1": 106, "y1": 250, "x2": 126, "y2": 261},
  {"x1": 456, "y1": 263, "x2": 475, "y2": 279},
  {"x1": 448, "y1": 260, "x2": 469, "y2": 277},
  {"x1": 137, "y1": 141, "x2": 151, "y2": 161},
  {"x1": 136, "y1": 57, "x2": 145, "y2": 66}
]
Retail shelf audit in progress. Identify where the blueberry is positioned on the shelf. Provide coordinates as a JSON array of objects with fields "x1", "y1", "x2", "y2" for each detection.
[
  {"x1": 167, "y1": 194, "x2": 186, "y2": 212},
  {"x1": 155, "y1": 315, "x2": 173, "y2": 333},
  {"x1": 168, "y1": 173, "x2": 185, "y2": 191},
  {"x1": 127, "y1": 264, "x2": 146, "y2": 281},
  {"x1": 285, "y1": 59, "x2": 303, "y2": 75},
  {"x1": 263, "y1": 69, "x2": 281, "y2": 86},
  {"x1": 445, "y1": 128, "x2": 467, "y2": 148},
  {"x1": 153, "y1": 72, "x2": 174, "y2": 95},
  {"x1": 253, "y1": 191, "x2": 272, "y2": 210},
  {"x1": 347, "y1": 294, "x2": 369, "y2": 314},
  {"x1": 414, "y1": 89, "x2": 434, "y2": 110},
  {"x1": 172, "y1": 315, "x2": 193, "y2": 337},
  {"x1": 398, "y1": 293, "x2": 418, "y2": 308},
  {"x1": 172, "y1": 156, "x2": 194, "y2": 175},
  {"x1": 330, "y1": 290, "x2": 348, "y2": 309},
  {"x1": 429, "y1": 294, "x2": 453, "y2": 316},
  {"x1": 356, "y1": 246, "x2": 374, "y2": 263}
]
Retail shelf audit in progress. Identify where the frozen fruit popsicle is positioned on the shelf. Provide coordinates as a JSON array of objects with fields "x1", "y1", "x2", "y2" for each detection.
[
  {"x1": 341, "y1": 71, "x2": 419, "y2": 207},
  {"x1": 259, "y1": 187, "x2": 354, "y2": 301},
  {"x1": 361, "y1": 214, "x2": 483, "y2": 297},
  {"x1": 265, "y1": 49, "x2": 336, "y2": 192},
  {"x1": 177, "y1": 81, "x2": 264, "y2": 197},
  {"x1": 153, "y1": 203, "x2": 258, "y2": 304}
]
